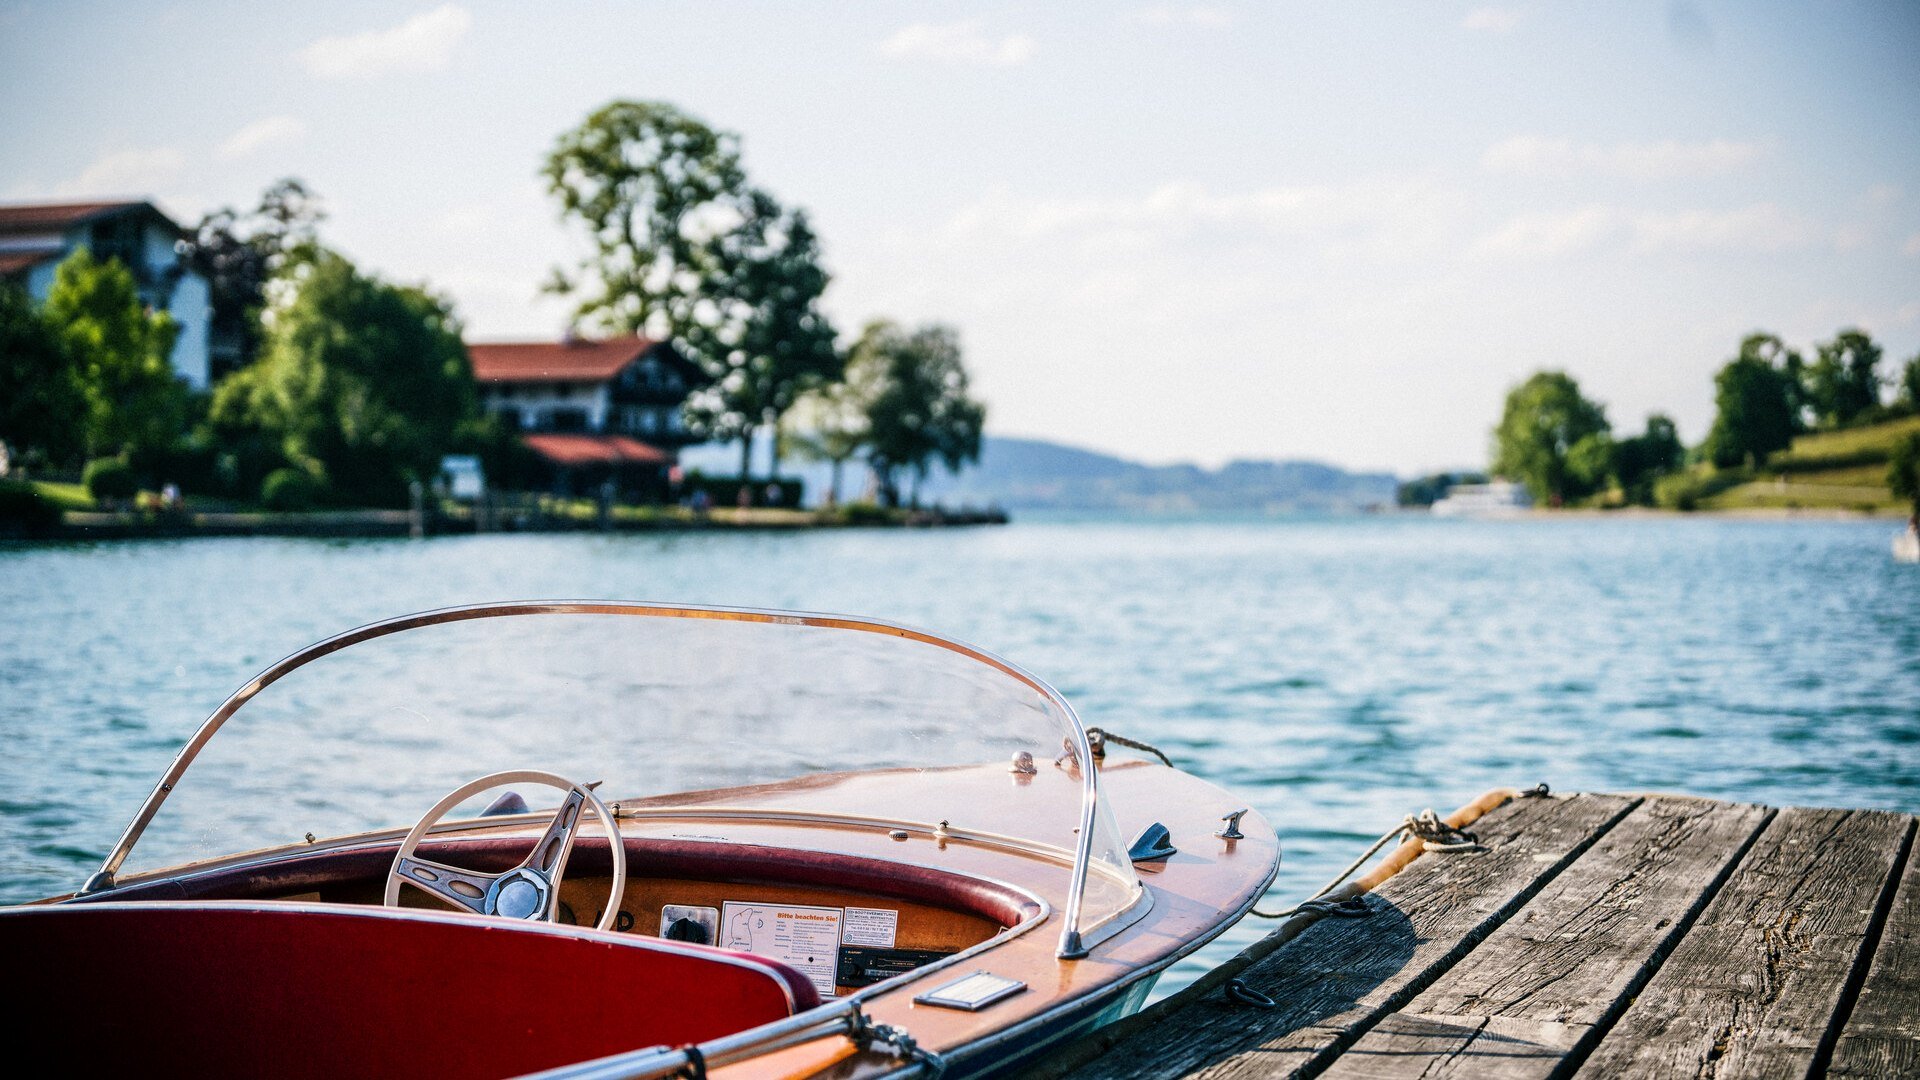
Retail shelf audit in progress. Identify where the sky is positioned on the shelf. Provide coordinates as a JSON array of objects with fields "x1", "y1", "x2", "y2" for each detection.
[{"x1": 3, "y1": 1, "x2": 1917, "y2": 473}]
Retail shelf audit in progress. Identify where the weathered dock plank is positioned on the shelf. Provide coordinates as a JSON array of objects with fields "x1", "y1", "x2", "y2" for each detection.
[
  {"x1": 1063, "y1": 793, "x2": 1637, "y2": 1079},
  {"x1": 1572, "y1": 808, "x2": 1912, "y2": 1079},
  {"x1": 1829, "y1": 824, "x2": 1920, "y2": 1078},
  {"x1": 1319, "y1": 796, "x2": 1771, "y2": 1079}
]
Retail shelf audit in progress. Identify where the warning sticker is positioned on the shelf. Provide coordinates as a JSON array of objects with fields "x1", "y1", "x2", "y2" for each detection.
[
  {"x1": 842, "y1": 906, "x2": 899, "y2": 948},
  {"x1": 720, "y1": 902, "x2": 844, "y2": 996}
]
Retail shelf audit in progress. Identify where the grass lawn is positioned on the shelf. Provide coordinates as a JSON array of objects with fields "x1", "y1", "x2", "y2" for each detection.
[
  {"x1": 30, "y1": 480, "x2": 95, "y2": 511},
  {"x1": 1770, "y1": 413, "x2": 1920, "y2": 470},
  {"x1": 1697, "y1": 412, "x2": 1917, "y2": 512}
]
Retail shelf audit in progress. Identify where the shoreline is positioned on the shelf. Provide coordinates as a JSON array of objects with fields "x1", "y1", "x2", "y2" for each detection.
[{"x1": 9, "y1": 505, "x2": 1011, "y2": 541}]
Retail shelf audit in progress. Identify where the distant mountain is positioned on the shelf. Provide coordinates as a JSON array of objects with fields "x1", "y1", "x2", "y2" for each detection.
[{"x1": 681, "y1": 435, "x2": 1398, "y2": 513}]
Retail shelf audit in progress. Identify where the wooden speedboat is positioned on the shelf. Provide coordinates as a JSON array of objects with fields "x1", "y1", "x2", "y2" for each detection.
[{"x1": 3, "y1": 602, "x2": 1276, "y2": 1078}]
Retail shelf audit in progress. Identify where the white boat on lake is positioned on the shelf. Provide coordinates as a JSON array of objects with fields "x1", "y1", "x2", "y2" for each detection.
[{"x1": 1431, "y1": 479, "x2": 1534, "y2": 518}]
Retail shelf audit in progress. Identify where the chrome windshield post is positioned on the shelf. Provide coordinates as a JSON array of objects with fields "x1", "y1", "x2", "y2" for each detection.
[{"x1": 1054, "y1": 703, "x2": 1100, "y2": 960}]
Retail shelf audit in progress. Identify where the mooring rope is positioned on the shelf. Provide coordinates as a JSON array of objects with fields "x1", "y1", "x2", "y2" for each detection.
[
  {"x1": 1242, "y1": 794, "x2": 1525, "y2": 920},
  {"x1": 1084, "y1": 726, "x2": 1175, "y2": 767}
]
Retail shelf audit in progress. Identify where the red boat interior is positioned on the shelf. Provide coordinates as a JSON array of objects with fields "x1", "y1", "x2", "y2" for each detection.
[
  {"x1": 9, "y1": 903, "x2": 816, "y2": 1079},
  {"x1": 13, "y1": 837, "x2": 1045, "y2": 1077}
]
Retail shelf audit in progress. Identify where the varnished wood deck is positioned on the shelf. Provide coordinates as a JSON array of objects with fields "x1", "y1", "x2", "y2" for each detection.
[{"x1": 1045, "y1": 792, "x2": 1918, "y2": 1079}]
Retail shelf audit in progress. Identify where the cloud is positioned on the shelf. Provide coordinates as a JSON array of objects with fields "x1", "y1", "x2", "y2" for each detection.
[
  {"x1": 1473, "y1": 202, "x2": 1826, "y2": 258},
  {"x1": 46, "y1": 147, "x2": 186, "y2": 198},
  {"x1": 1462, "y1": 8, "x2": 1523, "y2": 33},
  {"x1": 215, "y1": 116, "x2": 307, "y2": 161},
  {"x1": 1128, "y1": 6, "x2": 1234, "y2": 28},
  {"x1": 1628, "y1": 203, "x2": 1819, "y2": 253},
  {"x1": 1473, "y1": 205, "x2": 1622, "y2": 258},
  {"x1": 300, "y1": 4, "x2": 471, "y2": 79},
  {"x1": 879, "y1": 22, "x2": 1036, "y2": 67},
  {"x1": 1904, "y1": 233, "x2": 1920, "y2": 257},
  {"x1": 937, "y1": 179, "x2": 1464, "y2": 260},
  {"x1": 1483, "y1": 136, "x2": 1771, "y2": 180}
]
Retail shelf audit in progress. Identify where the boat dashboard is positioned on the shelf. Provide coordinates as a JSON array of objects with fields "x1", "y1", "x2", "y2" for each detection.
[{"x1": 67, "y1": 832, "x2": 1043, "y2": 999}]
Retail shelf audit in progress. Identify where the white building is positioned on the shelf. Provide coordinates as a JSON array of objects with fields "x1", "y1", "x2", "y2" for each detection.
[
  {"x1": 0, "y1": 201, "x2": 213, "y2": 389},
  {"x1": 467, "y1": 334, "x2": 707, "y2": 499}
]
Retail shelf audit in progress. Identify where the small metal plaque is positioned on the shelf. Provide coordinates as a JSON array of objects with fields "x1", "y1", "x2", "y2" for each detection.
[{"x1": 913, "y1": 970, "x2": 1027, "y2": 1011}]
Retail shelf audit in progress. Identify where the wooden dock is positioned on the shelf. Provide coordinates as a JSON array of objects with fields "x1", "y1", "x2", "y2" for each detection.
[{"x1": 1047, "y1": 791, "x2": 1918, "y2": 1079}]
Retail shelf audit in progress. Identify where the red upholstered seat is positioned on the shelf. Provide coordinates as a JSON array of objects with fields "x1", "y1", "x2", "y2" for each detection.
[{"x1": 4, "y1": 902, "x2": 819, "y2": 1079}]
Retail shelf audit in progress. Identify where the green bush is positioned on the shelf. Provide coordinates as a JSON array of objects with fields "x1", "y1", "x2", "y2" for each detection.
[
  {"x1": 0, "y1": 480, "x2": 61, "y2": 534},
  {"x1": 83, "y1": 457, "x2": 138, "y2": 502},
  {"x1": 834, "y1": 501, "x2": 895, "y2": 525},
  {"x1": 261, "y1": 467, "x2": 324, "y2": 511}
]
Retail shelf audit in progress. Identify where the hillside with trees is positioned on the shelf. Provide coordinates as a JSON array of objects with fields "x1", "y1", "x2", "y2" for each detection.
[{"x1": 1484, "y1": 327, "x2": 1919, "y2": 514}]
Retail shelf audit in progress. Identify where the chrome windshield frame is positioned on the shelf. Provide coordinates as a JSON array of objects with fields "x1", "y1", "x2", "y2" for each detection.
[{"x1": 82, "y1": 600, "x2": 1114, "y2": 959}]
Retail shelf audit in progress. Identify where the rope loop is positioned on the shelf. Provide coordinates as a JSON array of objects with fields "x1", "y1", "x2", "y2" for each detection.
[
  {"x1": 1297, "y1": 895, "x2": 1372, "y2": 918},
  {"x1": 673, "y1": 1045, "x2": 707, "y2": 1080},
  {"x1": 1404, "y1": 808, "x2": 1486, "y2": 854}
]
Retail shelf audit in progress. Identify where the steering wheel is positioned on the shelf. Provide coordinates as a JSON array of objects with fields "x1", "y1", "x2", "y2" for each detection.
[{"x1": 384, "y1": 770, "x2": 626, "y2": 932}]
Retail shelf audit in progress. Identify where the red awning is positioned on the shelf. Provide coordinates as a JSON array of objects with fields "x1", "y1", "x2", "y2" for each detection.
[{"x1": 521, "y1": 434, "x2": 669, "y2": 467}]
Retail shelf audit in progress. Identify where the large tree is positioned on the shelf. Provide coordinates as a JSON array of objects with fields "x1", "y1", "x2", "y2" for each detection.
[
  {"x1": 212, "y1": 250, "x2": 475, "y2": 506},
  {"x1": 687, "y1": 189, "x2": 841, "y2": 480},
  {"x1": 1610, "y1": 413, "x2": 1685, "y2": 506},
  {"x1": 1899, "y1": 352, "x2": 1920, "y2": 411},
  {"x1": 177, "y1": 178, "x2": 326, "y2": 378},
  {"x1": 1490, "y1": 370, "x2": 1611, "y2": 505},
  {"x1": 853, "y1": 321, "x2": 987, "y2": 507},
  {"x1": 542, "y1": 100, "x2": 744, "y2": 344},
  {"x1": 1803, "y1": 328, "x2": 1883, "y2": 428},
  {"x1": 1705, "y1": 333, "x2": 1803, "y2": 468},
  {"x1": 41, "y1": 249, "x2": 187, "y2": 460},
  {"x1": 0, "y1": 283, "x2": 85, "y2": 469}
]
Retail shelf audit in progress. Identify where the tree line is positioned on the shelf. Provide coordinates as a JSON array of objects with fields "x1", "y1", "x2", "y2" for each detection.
[
  {"x1": 1465, "y1": 329, "x2": 1920, "y2": 511},
  {"x1": 0, "y1": 100, "x2": 984, "y2": 512}
]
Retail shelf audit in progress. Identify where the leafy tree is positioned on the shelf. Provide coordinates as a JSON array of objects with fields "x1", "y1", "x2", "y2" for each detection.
[
  {"x1": 1895, "y1": 352, "x2": 1920, "y2": 411},
  {"x1": 1490, "y1": 371, "x2": 1611, "y2": 504},
  {"x1": 0, "y1": 283, "x2": 84, "y2": 468},
  {"x1": 41, "y1": 249, "x2": 187, "y2": 460},
  {"x1": 543, "y1": 100, "x2": 745, "y2": 344},
  {"x1": 1704, "y1": 334, "x2": 1803, "y2": 468},
  {"x1": 1396, "y1": 472, "x2": 1487, "y2": 507},
  {"x1": 1803, "y1": 328, "x2": 1883, "y2": 428},
  {"x1": 212, "y1": 250, "x2": 475, "y2": 506},
  {"x1": 784, "y1": 348, "x2": 886, "y2": 506},
  {"x1": 853, "y1": 321, "x2": 987, "y2": 507},
  {"x1": 1610, "y1": 413, "x2": 1685, "y2": 505},
  {"x1": 178, "y1": 178, "x2": 326, "y2": 378},
  {"x1": 687, "y1": 189, "x2": 841, "y2": 480}
]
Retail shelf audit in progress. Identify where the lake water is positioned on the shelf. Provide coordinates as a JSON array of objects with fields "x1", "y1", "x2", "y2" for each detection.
[{"x1": 3, "y1": 515, "x2": 1916, "y2": 993}]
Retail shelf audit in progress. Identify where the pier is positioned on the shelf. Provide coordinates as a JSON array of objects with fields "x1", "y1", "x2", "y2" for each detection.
[{"x1": 1050, "y1": 790, "x2": 1918, "y2": 1078}]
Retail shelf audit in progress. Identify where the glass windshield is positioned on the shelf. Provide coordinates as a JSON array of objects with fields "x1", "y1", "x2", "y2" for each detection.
[{"x1": 108, "y1": 603, "x2": 1138, "y2": 935}]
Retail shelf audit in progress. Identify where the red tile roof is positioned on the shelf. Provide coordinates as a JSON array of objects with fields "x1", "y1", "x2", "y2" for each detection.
[
  {"x1": 467, "y1": 336, "x2": 659, "y2": 384},
  {"x1": 522, "y1": 433, "x2": 670, "y2": 467},
  {"x1": 0, "y1": 249, "x2": 61, "y2": 276},
  {"x1": 0, "y1": 200, "x2": 155, "y2": 236}
]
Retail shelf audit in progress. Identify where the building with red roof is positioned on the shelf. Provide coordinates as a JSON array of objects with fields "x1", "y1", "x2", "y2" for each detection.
[
  {"x1": 0, "y1": 200, "x2": 213, "y2": 387},
  {"x1": 467, "y1": 334, "x2": 706, "y2": 500}
]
